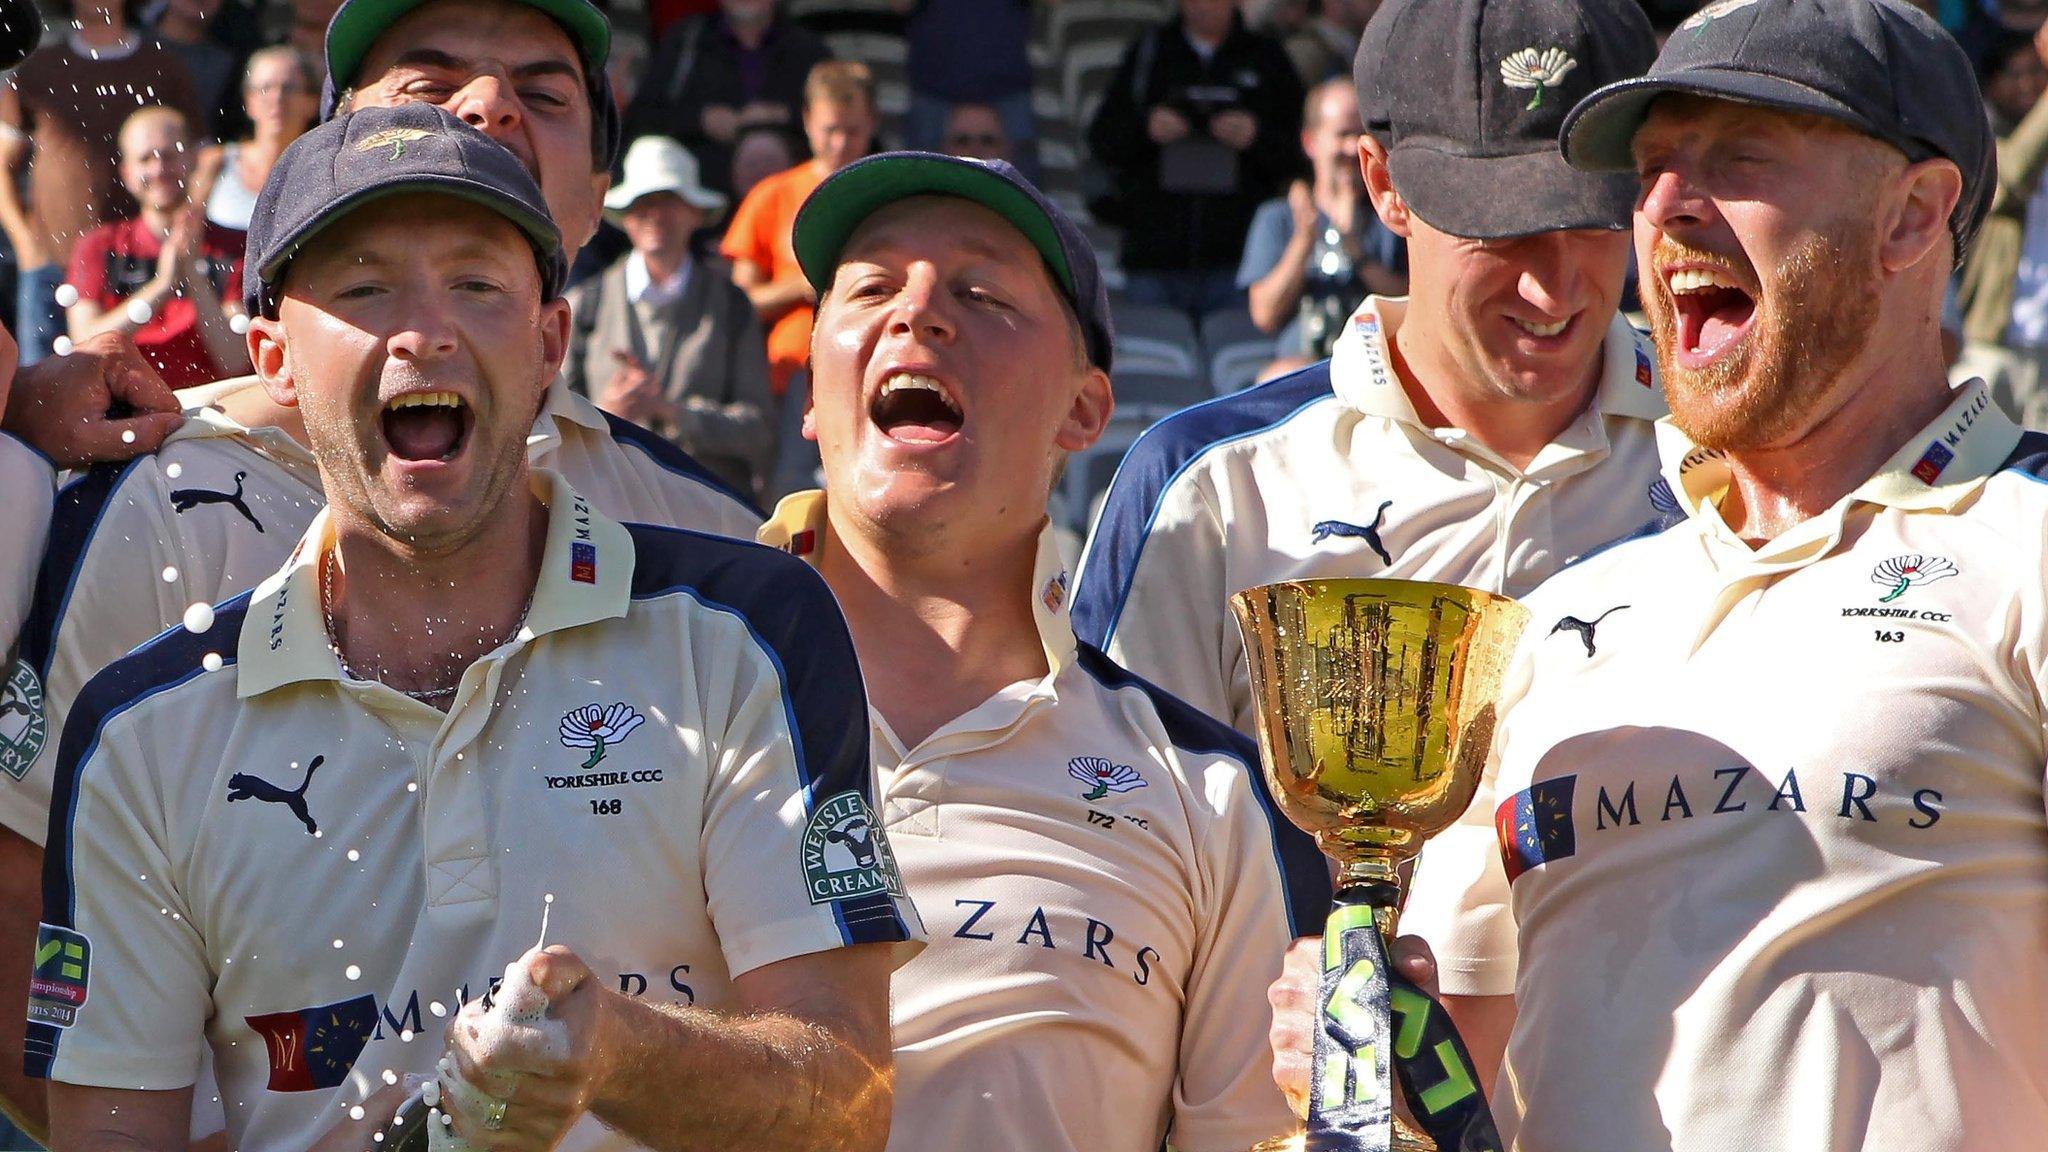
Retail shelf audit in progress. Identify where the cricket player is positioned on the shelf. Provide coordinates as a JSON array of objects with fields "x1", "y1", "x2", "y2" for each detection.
[
  {"x1": 1071, "y1": 0, "x2": 1664, "y2": 740},
  {"x1": 755, "y1": 151, "x2": 1332, "y2": 1152},
  {"x1": 1400, "y1": 0, "x2": 2048, "y2": 1146},
  {"x1": 33, "y1": 103, "x2": 919, "y2": 1152}
]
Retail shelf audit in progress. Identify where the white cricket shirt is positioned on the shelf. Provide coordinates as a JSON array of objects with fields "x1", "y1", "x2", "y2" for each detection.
[
  {"x1": 30, "y1": 472, "x2": 920, "y2": 1152},
  {"x1": 1072, "y1": 296, "x2": 1670, "y2": 736},
  {"x1": 761, "y1": 492, "x2": 1332, "y2": 1152},
  {"x1": 6, "y1": 376, "x2": 763, "y2": 846},
  {"x1": 1, "y1": 433, "x2": 55, "y2": 789},
  {"x1": 1409, "y1": 380, "x2": 2048, "y2": 1150}
]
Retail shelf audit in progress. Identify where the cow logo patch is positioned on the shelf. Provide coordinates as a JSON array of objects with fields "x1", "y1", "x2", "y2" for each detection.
[
  {"x1": 559, "y1": 703, "x2": 644, "y2": 769},
  {"x1": 0, "y1": 659, "x2": 45, "y2": 782},
  {"x1": 28, "y1": 925, "x2": 89, "y2": 1028},
  {"x1": 800, "y1": 791, "x2": 904, "y2": 905},
  {"x1": 1872, "y1": 555, "x2": 1957, "y2": 603},
  {"x1": 245, "y1": 994, "x2": 379, "y2": 1091},
  {"x1": 1068, "y1": 755, "x2": 1147, "y2": 801}
]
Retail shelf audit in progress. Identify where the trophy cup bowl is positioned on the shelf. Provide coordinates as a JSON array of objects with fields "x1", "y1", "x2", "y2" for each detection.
[{"x1": 1231, "y1": 579, "x2": 1528, "y2": 1152}]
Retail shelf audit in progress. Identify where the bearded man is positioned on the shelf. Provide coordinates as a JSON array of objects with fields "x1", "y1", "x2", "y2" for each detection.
[{"x1": 1399, "y1": 1, "x2": 2048, "y2": 1148}]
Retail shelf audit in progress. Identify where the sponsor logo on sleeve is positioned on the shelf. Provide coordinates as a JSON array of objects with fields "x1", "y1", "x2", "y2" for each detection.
[
  {"x1": 0, "y1": 659, "x2": 46, "y2": 781},
  {"x1": 801, "y1": 791, "x2": 905, "y2": 905},
  {"x1": 244, "y1": 993, "x2": 379, "y2": 1091},
  {"x1": 27, "y1": 925, "x2": 90, "y2": 1027},
  {"x1": 1495, "y1": 777, "x2": 1578, "y2": 883}
]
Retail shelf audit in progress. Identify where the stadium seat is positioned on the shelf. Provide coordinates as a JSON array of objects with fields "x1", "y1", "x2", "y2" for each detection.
[
  {"x1": 1049, "y1": 0, "x2": 1172, "y2": 58},
  {"x1": 1111, "y1": 298, "x2": 1202, "y2": 381},
  {"x1": 789, "y1": 0, "x2": 902, "y2": 36},
  {"x1": 1200, "y1": 306, "x2": 1279, "y2": 393},
  {"x1": 1059, "y1": 425, "x2": 1143, "y2": 535},
  {"x1": 1062, "y1": 38, "x2": 1131, "y2": 131},
  {"x1": 1111, "y1": 370, "x2": 1211, "y2": 421}
]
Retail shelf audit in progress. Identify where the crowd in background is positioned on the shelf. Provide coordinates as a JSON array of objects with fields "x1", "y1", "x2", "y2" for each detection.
[{"x1": 3, "y1": 0, "x2": 2046, "y2": 509}]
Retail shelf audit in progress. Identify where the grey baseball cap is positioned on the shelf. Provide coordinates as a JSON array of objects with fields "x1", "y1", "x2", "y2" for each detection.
[
  {"x1": 1353, "y1": 0, "x2": 1657, "y2": 239},
  {"x1": 1561, "y1": 0, "x2": 1994, "y2": 252},
  {"x1": 244, "y1": 103, "x2": 565, "y2": 318}
]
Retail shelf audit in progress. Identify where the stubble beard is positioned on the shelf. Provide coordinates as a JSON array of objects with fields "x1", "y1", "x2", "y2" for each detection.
[{"x1": 1647, "y1": 213, "x2": 1882, "y2": 453}]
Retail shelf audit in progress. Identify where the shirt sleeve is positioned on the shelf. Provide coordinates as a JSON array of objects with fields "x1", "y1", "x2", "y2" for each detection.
[
  {"x1": 1168, "y1": 751, "x2": 1310, "y2": 1152},
  {"x1": 697, "y1": 557, "x2": 923, "y2": 979},
  {"x1": 719, "y1": 179, "x2": 777, "y2": 270},
  {"x1": 0, "y1": 434, "x2": 54, "y2": 660},
  {"x1": 30, "y1": 693, "x2": 210, "y2": 1090},
  {"x1": 1401, "y1": 644, "x2": 1533, "y2": 999},
  {"x1": 66, "y1": 226, "x2": 112, "y2": 305},
  {"x1": 1236, "y1": 198, "x2": 1291, "y2": 292},
  {"x1": 1074, "y1": 452, "x2": 1243, "y2": 732}
]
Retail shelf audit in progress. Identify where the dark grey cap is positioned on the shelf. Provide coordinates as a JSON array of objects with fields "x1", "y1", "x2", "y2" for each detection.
[
  {"x1": 1353, "y1": 0, "x2": 1656, "y2": 239},
  {"x1": 792, "y1": 151, "x2": 1116, "y2": 372},
  {"x1": 244, "y1": 103, "x2": 565, "y2": 317},
  {"x1": 1560, "y1": 0, "x2": 1994, "y2": 252}
]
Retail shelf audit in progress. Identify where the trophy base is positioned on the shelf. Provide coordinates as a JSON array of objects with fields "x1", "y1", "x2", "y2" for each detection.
[{"x1": 1248, "y1": 1120, "x2": 1436, "y2": 1152}]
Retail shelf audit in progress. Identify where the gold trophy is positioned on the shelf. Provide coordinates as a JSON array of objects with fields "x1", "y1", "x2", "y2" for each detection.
[{"x1": 1233, "y1": 579, "x2": 1527, "y2": 1152}]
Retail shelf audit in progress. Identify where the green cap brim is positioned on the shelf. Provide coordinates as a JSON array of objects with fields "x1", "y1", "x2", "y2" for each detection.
[
  {"x1": 325, "y1": 0, "x2": 611, "y2": 92},
  {"x1": 792, "y1": 154, "x2": 1074, "y2": 299}
]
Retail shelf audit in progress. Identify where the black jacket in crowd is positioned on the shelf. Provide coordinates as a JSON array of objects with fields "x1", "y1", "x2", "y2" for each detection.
[
  {"x1": 621, "y1": 12, "x2": 831, "y2": 195},
  {"x1": 1086, "y1": 13, "x2": 1305, "y2": 275}
]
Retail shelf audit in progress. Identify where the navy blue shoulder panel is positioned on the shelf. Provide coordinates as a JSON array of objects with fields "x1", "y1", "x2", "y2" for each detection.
[
  {"x1": 1072, "y1": 361, "x2": 1335, "y2": 649},
  {"x1": 622, "y1": 523, "x2": 909, "y2": 946},
  {"x1": 19, "y1": 461, "x2": 141, "y2": 676},
  {"x1": 30, "y1": 592, "x2": 249, "y2": 1079},
  {"x1": 2000, "y1": 429, "x2": 2048, "y2": 480},
  {"x1": 1550, "y1": 507, "x2": 1687, "y2": 582},
  {"x1": 601, "y1": 411, "x2": 766, "y2": 519},
  {"x1": 1074, "y1": 644, "x2": 1331, "y2": 936}
]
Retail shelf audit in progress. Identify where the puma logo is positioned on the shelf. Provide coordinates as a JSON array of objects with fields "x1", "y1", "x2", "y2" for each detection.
[
  {"x1": 1310, "y1": 501, "x2": 1395, "y2": 565},
  {"x1": 170, "y1": 470, "x2": 265, "y2": 532},
  {"x1": 1549, "y1": 606, "x2": 1630, "y2": 657},
  {"x1": 825, "y1": 817, "x2": 878, "y2": 869},
  {"x1": 226, "y1": 755, "x2": 323, "y2": 835}
]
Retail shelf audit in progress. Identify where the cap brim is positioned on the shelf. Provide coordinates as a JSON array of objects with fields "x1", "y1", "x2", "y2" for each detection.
[
  {"x1": 1387, "y1": 143, "x2": 1637, "y2": 240},
  {"x1": 792, "y1": 153, "x2": 1074, "y2": 298},
  {"x1": 1561, "y1": 69, "x2": 1876, "y2": 172},
  {"x1": 259, "y1": 179, "x2": 561, "y2": 297},
  {"x1": 325, "y1": 0, "x2": 610, "y2": 91}
]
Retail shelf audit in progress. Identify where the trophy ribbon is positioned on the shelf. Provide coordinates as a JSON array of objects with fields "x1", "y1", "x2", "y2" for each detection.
[{"x1": 1308, "y1": 891, "x2": 1503, "y2": 1152}]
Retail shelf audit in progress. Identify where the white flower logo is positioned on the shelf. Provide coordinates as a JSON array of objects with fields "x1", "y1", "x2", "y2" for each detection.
[
  {"x1": 1870, "y1": 555, "x2": 1958, "y2": 604},
  {"x1": 1068, "y1": 756, "x2": 1147, "y2": 802},
  {"x1": 559, "y1": 703, "x2": 645, "y2": 769},
  {"x1": 1500, "y1": 47, "x2": 1578, "y2": 111}
]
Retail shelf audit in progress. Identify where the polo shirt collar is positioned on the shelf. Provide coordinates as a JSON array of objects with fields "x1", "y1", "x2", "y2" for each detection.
[
  {"x1": 170, "y1": 376, "x2": 319, "y2": 467},
  {"x1": 236, "y1": 470, "x2": 635, "y2": 698},
  {"x1": 1328, "y1": 297, "x2": 1667, "y2": 460},
  {"x1": 1658, "y1": 378, "x2": 2021, "y2": 531},
  {"x1": 758, "y1": 489, "x2": 1080, "y2": 673}
]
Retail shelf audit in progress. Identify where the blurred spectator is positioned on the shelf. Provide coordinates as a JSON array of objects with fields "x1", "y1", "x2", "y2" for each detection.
[
  {"x1": 146, "y1": 0, "x2": 240, "y2": 141},
  {"x1": 609, "y1": 27, "x2": 652, "y2": 110},
  {"x1": 0, "y1": 0, "x2": 200, "y2": 365},
  {"x1": 894, "y1": 0, "x2": 1037, "y2": 180},
  {"x1": 1959, "y1": 24, "x2": 2048, "y2": 424},
  {"x1": 66, "y1": 106, "x2": 245, "y2": 389},
  {"x1": 1284, "y1": 0, "x2": 1378, "y2": 84},
  {"x1": 287, "y1": 0, "x2": 341, "y2": 81},
  {"x1": 940, "y1": 103, "x2": 1011, "y2": 164},
  {"x1": 189, "y1": 46, "x2": 318, "y2": 236},
  {"x1": 1087, "y1": 0, "x2": 1304, "y2": 319},
  {"x1": 647, "y1": 0, "x2": 718, "y2": 42},
  {"x1": 723, "y1": 60, "x2": 875, "y2": 395},
  {"x1": 568, "y1": 136, "x2": 774, "y2": 496},
  {"x1": 1239, "y1": 77, "x2": 1404, "y2": 357},
  {"x1": 731, "y1": 122, "x2": 798, "y2": 198},
  {"x1": 624, "y1": 0, "x2": 830, "y2": 196}
]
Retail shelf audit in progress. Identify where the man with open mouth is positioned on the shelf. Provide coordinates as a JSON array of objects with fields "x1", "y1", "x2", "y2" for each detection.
[
  {"x1": 1409, "y1": 0, "x2": 2048, "y2": 1147},
  {"x1": 759, "y1": 150, "x2": 1332, "y2": 1151},
  {"x1": 33, "y1": 102, "x2": 919, "y2": 1152}
]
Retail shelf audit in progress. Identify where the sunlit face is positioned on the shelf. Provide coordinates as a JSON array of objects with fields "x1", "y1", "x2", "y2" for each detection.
[
  {"x1": 805, "y1": 97, "x2": 876, "y2": 172},
  {"x1": 732, "y1": 129, "x2": 795, "y2": 196},
  {"x1": 1181, "y1": 0, "x2": 1235, "y2": 41},
  {"x1": 352, "y1": 0, "x2": 606, "y2": 251},
  {"x1": 254, "y1": 195, "x2": 569, "y2": 554},
  {"x1": 117, "y1": 116, "x2": 191, "y2": 212},
  {"x1": 243, "y1": 53, "x2": 317, "y2": 137},
  {"x1": 942, "y1": 105, "x2": 1009, "y2": 162},
  {"x1": 805, "y1": 196, "x2": 1111, "y2": 547},
  {"x1": 1303, "y1": 85, "x2": 1362, "y2": 190},
  {"x1": 1986, "y1": 46, "x2": 2048, "y2": 126},
  {"x1": 1396, "y1": 210, "x2": 1628, "y2": 409},
  {"x1": 619, "y1": 192, "x2": 704, "y2": 262},
  {"x1": 1632, "y1": 97, "x2": 1893, "y2": 451}
]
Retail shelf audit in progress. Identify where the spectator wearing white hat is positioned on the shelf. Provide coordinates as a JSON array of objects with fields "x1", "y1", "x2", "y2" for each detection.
[{"x1": 566, "y1": 135, "x2": 777, "y2": 497}]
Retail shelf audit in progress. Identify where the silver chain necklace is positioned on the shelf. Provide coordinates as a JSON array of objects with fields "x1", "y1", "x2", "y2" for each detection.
[{"x1": 320, "y1": 550, "x2": 529, "y2": 703}]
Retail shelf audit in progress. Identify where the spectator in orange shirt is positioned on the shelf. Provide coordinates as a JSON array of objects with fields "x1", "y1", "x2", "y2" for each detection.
[{"x1": 722, "y1": 60, "x2": 875, "y2": 395}]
